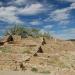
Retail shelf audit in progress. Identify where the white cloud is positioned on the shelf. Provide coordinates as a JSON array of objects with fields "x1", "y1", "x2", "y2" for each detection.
[
  {"x1": 65, "y1": 0, "x2": 75, "y2": 2},
  {"x1": 0, "y1": 2, "x2": 2, "y2": 6},
  {"x1": 58, "y1": 0, "x2": 75, "y2": 3},
  {"x1": 2, "y1": 0, "x2": 27, "y2": 6},
  {"x1": 39, "y1": 25, "x2": 53, "y2": 35},
  {"x1": 0, "y1": 6, "x2": 23, "y2": 24},
  {"x1": 63, "y1": 28, "x2": 75, "y2": 34},
  {"x1": 50, "y1": 2, "x2": 75, "y2": 25},
  {"x1": 52, "y1": 28, "x2": 75, "y2": 40},
  {"x1": 40, "y1": 28, "x2": 75, "y2": 40},
  {"x1": 39, "y1": 29, "x2": 46, "y2": 34},
  {"x1": 14, "y1": 0, "x2": 27, "y2": 6},
  {"x1": 15, "y1": 0, "x2": 26, "y2": 4},
  {"x1": 0, "y1": 2, "x2": 46, "y2": 24},
  {"x1": 19, "y1": 3, "x2": 45, "y2": 15},
  {"x1": 50, "y1": 7, "x2": 70, "y2": 24},
  {"x1": 44, "y1": 25, "x2": 53, "y2": 29},
  {"x1": 30, "y1": 20, "x2": 42, "y2": 25},
  {"x1": 70, "y1": 3, "x2": 75, "y2": 9}
]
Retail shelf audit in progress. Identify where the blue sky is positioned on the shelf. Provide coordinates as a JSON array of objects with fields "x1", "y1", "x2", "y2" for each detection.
[{"x1": 0, "y1": 0, "x2": 75, "y2": 39}]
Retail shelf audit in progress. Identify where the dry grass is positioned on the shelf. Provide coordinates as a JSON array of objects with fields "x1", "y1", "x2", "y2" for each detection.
[{"x1": 0, "y1": 37, "x2": 75, "y2": 75}]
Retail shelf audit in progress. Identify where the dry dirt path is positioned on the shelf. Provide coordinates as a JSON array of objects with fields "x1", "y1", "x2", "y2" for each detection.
[
  {"x1": 0, "y1": 71, "x2": 50, "y2": 75},
  {"x1": 0, "y1": 70, "x2": 75, "y2": 75}
]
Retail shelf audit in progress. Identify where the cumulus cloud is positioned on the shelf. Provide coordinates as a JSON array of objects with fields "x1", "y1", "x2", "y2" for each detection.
[
  {"x1": 52, "y1": 28, "x2": 75, "y2": 40},
  {"x1": 63, "y1": 28, "x2": 75, "y2": 34},
  {"x1": 0, "y1": 2, "x2": 2, "y2": 6},
  {"x1": 14, "y1": 0, "x2": 26, "y2": 4},
  {"x1": 65, "y1": 0, "x2": 75, "y2": 2},
  {"x1": 0, "y1": 2, "x2": 45, "y2": 24},
  {"x1": 50, "y1": 8, "x2": 70, "y2": 24},
  {"x1": 44, "y1": 25, "x2": 53, "y2": 29},
  {"x1": 0, "y1": 6, "x2": 23, "y2": 24},
  {"x1": 19, "y1": 3, "x2": 45, "y2": 15},
  {"x1": 50, "y1": 2, "x2": 75, "y2": 25},
  {"x1": 30, "y1": 20, "x2": 42, "y2": 25},
  {"x1": 57, "y1": 0, "x2": 75, "y2": 3},
  {"x1": 39, "y1": 25, "x2": 53, "y2": 35},
  {"x1": 70, "y1": 3, "x2": 75, "y2": 9},
  {"x1": 13, "y1": 0, "x2": 28, "y2": 6}
]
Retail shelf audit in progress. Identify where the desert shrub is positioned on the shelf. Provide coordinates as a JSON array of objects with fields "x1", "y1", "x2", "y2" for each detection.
[
  {"x1": 29, "y1": 28, "x2": 41, "y2": 38},
  {"x1": 31, "y1": 67, "x2": 38, "y2": 72},
  {"x1": 5, "y1": 24, "x2": 29, "y2": 38},
  {"x1": 23, "y1": 50, "x2": 31, "y2": 54},
  {"x1": 40, "y1": 70, "x2": 50, "y2": 74},
  {"x1": 5, "y1": 24, "x2": 51, "y2": 38},
  {"x1": 43, "y1": 32, "x2": 51, "y2": 38}
]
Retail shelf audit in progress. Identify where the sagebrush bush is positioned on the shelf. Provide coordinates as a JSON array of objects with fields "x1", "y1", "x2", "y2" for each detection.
[
  {"x1": 5, "y1": 24, "x2": 51, "y2": 38},
  {"x1": 31, "y1": 67, "x2": 38, "y2": 72}
]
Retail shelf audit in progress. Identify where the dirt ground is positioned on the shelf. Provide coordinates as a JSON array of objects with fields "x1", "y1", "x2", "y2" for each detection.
[
  {"x1": 0, "y1": 71, "x2": 50, "y2": 75},
  {"x1": 0, "y1": 37, "x2": 75, "y2": 75},
  {"x1": 0, "y1": 70, "x2": 75, "y2": 75}
]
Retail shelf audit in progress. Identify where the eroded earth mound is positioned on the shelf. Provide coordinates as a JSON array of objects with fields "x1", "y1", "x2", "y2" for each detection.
[{"x1": 0, "y1": 35, "x2": 75, "y2": 75}]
